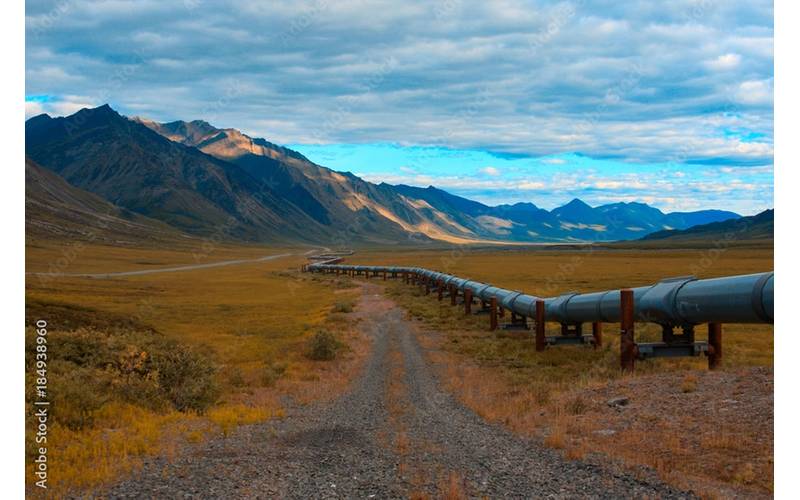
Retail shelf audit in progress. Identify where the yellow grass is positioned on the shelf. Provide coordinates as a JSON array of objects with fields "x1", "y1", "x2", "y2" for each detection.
[
  {"x1": 25, "y1": 243, "x2": 363, "y2": 495},
  {"x1": 26, "y1": 239, "x2": 301, "y2": 274},
  {"x1": 26, "y1": 402, "x2": 202, "y2": 496}
]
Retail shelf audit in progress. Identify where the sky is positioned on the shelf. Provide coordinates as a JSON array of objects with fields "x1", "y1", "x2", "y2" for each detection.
[{"x1": 25, "y1": 0, "x2": 773, "y2": 214}]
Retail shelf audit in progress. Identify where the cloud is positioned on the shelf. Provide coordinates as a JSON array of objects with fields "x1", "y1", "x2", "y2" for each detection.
[
  {"x1": 24, "y1": 0, "x2": 773, "y2": 211},
  {"x1": 734, "y1": 79, "x2": 773, "y2": 105},
  {"x1": 479, "y1": 166, "x2": 501, "y2": 176},
  {"x1": 25, "y1": 94, "x2": 95, "y2": 118},
  {"x1": 308, "y1": 144, "x2": 772, "y2": 214},
  {"x1": 706, "y1": 53, "x2": 742, "y2": 71}
]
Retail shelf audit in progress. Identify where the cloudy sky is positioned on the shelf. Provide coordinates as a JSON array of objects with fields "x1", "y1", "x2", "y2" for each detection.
[{"x1": 25, "y1": 0, "x2": 773, "y2": 214}]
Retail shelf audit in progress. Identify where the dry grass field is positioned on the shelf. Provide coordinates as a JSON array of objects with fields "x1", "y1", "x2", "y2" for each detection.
[
  {"x1": 25, "y1": 243, "x2": 369, "y2": 495},
  {"x1": 353, "y1": 245, "x2": 773, "y2": 497},
  {"x1": 25, "y1": 240, "x2": 773, "y2": 497}
]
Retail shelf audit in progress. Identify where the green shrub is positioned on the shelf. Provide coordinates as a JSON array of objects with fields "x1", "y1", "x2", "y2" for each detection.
[
  {"x1": 307, "y1": 330, "x2": 343, "y2": 361},
  {"x1": 333, "y1": 300, "x2": 354, "y2": 313},
  {"x1": 151, "y1": 344, "x2": 220, "y2": 413},
  {"x1": 24, "y1": 323, "x2": 221, "y2": 420}
]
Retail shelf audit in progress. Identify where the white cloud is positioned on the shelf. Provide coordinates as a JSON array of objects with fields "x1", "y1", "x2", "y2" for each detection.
[
  {"x1": 24, "y1": 0, "x2": 773, "y2": 169},
  {"x1": 706, "y1": 53, "x2": 741, "y2": 71},
  {"x1": 734, "y1": 79, "x2": 773, "y2": 105},
  {"x1": 25, "y1": 96, "x2": 97, "y2": 118},
  {"x1": 25, "y1": 101, "x2": 44, "y2": 118},
  {"x1": 479, "y1": 166, "x2": 501, "y2": 176}
]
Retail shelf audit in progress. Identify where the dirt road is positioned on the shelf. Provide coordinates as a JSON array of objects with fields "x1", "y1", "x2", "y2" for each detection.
[
  {"x1": 103, "y1": 285, "x2": 690, "y2": 498},
  {"x1": 29, "y1": 252, "x2": 294, "y2": 279}
]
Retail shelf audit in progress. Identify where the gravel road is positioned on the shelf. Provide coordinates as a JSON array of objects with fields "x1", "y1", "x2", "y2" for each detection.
[
  {"x1": 102, "y1": 285, "x2": 691, "y2": 499},
  {"x1": 29, "y1": 253, "x2": 294, "y2": 279}
]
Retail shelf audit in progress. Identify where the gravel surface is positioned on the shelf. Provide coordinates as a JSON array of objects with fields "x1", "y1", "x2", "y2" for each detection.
[{"x1": 101, "y1": 287, "x2": 692, "y2": 499}]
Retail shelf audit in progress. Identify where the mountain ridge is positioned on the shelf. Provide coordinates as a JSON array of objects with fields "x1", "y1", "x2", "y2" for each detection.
[
  {"x1": 27, "y1": 105, "x2": 745, "y2": 245},
  {"x1": 25, "y1": 156, "x2": 189, "y2": 245},
  {"x1": 642, "y1": 209, "x2": 773, "y2": 242}
]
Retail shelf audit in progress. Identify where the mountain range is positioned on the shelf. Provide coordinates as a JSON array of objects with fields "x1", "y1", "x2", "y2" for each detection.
[
  {"x1": 642, "y1": 209, "x2": 773, "y2": 242},
  {"x1": 26, "y1": 104, "x2": 747, "y2": 246}
]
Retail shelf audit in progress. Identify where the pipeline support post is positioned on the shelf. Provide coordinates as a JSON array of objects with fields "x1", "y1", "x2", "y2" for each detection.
[
  {"x1": 535, "y1": 299, "x2": 546, "y2": 351},
  {"x1": 620, "y1": 289, "x2": 636, "y2": 373},
  {"x1": 464, "y1": 289, "x2": 473, "y2": 315},
  {"x1": 437, "y1": 280, "x2": 444, "y2": 301},
  {"x1": 450, "y1": 285, "x2": 457, "y2": 306},
  {"x1": 707, "y1": 322, "x2": 722, "y2": 370},
  {"x1": 490, "y1": 297, "x2": 498, "y2": 331},
  {"x1": 592, "y1": 322, "x2": 603, "y2": 349}
]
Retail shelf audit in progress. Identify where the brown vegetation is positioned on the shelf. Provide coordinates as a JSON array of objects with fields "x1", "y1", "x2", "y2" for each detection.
[
  {"x1": 24, "y1": 246, "x2": 370, "y2": 495},
  {"x1": 370, "y1": 247, "x2": 773, "y2": 497}
]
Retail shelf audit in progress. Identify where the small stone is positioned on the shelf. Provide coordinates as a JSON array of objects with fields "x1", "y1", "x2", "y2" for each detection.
[
  {"x1": 594, "y1": 429, "x2": 617, "y2": 436},
  {"x1": 607, "y1": 396, "x2": 630, "y2": 407}
]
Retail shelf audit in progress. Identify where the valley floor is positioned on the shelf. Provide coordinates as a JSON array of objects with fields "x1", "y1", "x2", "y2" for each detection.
[
  {"x1": 101, "y1": 284, "x2": 687, "y2": 499},
  {"x1": 24, "y1": 242, "x2": 773, "y2": 497}
]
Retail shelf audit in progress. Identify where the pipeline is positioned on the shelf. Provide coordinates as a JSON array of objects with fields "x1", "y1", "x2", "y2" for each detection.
[{"x1": 306, "y1": 262, "x2": 773, "y2": 327}]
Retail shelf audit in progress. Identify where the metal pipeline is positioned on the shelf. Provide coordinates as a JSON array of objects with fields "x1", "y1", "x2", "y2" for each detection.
[{"x1": 306, "y1": 262, "x2": 773, "y2": 326}]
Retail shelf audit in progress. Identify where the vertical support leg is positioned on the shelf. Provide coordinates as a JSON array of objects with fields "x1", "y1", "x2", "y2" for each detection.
[
  {"x1": 425, "y1": 278, "x2": 431, "y2": 295},
  {"x1": 450, "y1": 286, "x2": 457, "y2": 306},
  {"x1": 490, "y1": 297, "x2": 498, "y2": 331},
  {"x1": 620, "y1": 289, "x2": 636, "y2": 373},
  {"x1": 708, "y1": 322, "x2": 722, "y2": 370},
  {"x1": 383, "y1": 271, "x2": 387, "y2": 281},
  {"x1": 535, "y1": 299, "x2": 545, "y2": 352},
  {"x1": 464, "y1": 289, "x2": 473, "y2": 315},
  {"x1": 592, "y1": 321, "x2": 603, "y2": 349},
  {"x1": 437, "y1": 280, "x2": 443, "y2": 301}
]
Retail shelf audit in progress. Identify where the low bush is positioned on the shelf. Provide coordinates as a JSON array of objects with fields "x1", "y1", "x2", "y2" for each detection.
[
  {"x1": 333, "y1": 300, "x2": 355, "y2": 313},
  {"x1": 25, "y1": 324, "x2": 220, "y2": 420},
  {"x1": 152, "y1": 344, "x2": 219, "y2": 413},
  {"x1": 306, "y1": 330, "x2": 343, "y2": 361}
]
